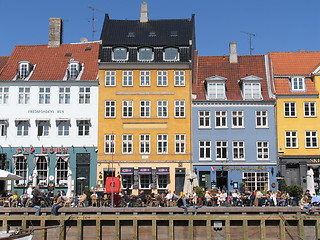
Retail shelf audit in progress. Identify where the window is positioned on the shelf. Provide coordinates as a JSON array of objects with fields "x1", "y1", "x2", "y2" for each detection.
[
  {"x1": 158, "y1": 175, "x2": 168, "y2": 189},
  {"x1": 140, "y1": 100, "x2": 150, "y2": 118},
  {"x1": 215, "y1": 111, "x2": 227, "y2": 128},
  {"x1": 122, "y1": 175, "x2": 133, "y2": 189},
  {"x1": 0, "y1": 88, "x2": 8, "y2": 104},
  {"x1": 157, "y1": 71, "x2": 168, "y2": 86},
  {"x1": 105, "y1": 71, "x2": 116, "y2": 86},
  {"x1": 122, "y1": 100, "x2": 133, "y2": 118},
  {"x1": 113, "y1": 47, "x2": 128, "y2": 61},
  {"x1": 140, "y1": 134, "x2": 150, "y2": 154},
  {"x1": 243, "y1": 172, "x2": 269, "y2": 191},
  {"x1": 175, "y1": 100, "x2": 185, "y2": 118},
  {"x1": 57, "y1": 120, "x2": 70, "y2": 136},
  {"x1": 77, "y1": 120, "x2": 90, "y2": 136},
  {"x1": 232, "y1": 111, "x2": 244, "y2": 128},
  {"x1": 164, "y1": 47, "x2": 179, "y2": 61},
  {"x1": 140, "y1": 71, "x2": 150, "y2": 86},
  {"x1": 79, "y1": 87, "x2": 90, "y2": 104},
  {"x1": 291, "y1": 77, "x2": 305, "y2": 91},
  {"x1": 284, "y1": 102, "x2": 296, "y2": 117},
  {"x1": 304, "y1": 102, "x2": 316, "y2": 117},
  {"x1": 232, "y1": 141, "x2": 245, "y2": 160},
  {"x1": 18, "y1": 61, "x2": 31, "y2": 79},
  {"x1": 105, "y1": 134, "x2": 115, "y2": 154},
  {"x1": 207, "y1": 83, "x2": 225, "y2": 100},
  {"x1": 285, "y1": 131, "x2": 298, "y2": 148},
  {"x1": 174, "y1": 71, "x2": 185, "y2": 86},
  {"x1": 59, "y1": 87, "x2": 70, "y2": 104},
  {"x1": 56, "y1": 157, "x2": 68, "y2": 186},
  {"x1": 68, "y1": 61, "x2": 81, "y2": 80},
  {"x1": 122, "y1": 134, "x2": 133, "y2": 154},
  {"x1": 306, "y1": 131, "x2": 318, "y2": 148},
  {"x1": 37, "y1": 120, "x2": 50, "y2": 137},
  {"x1": 199, "y1": 141, "x2": 211, "y2": 160},
  {"x1": 39, "y1": 87, "x2": 50, "y2": 104},
  {"x1": 138, "y1": 47, "x2": 153, "y2": 61},
  {"x1": 140, "y1": 175, "x2": 151, "y2": 189},
  {"x1": 157, "y1": 134, "x2": 168, "y2": 154},
  {"x1": 16, "y1": 120, "x2": 29, "y2": 136},
  {"x1": 198, "y1": 111, "x2": 211, "y2": 128},
  {"x1": 105, "y1": 100, "x2": 116, "y2": 118},
  {"x1": 256, "y1": 111, "x2": 268, "y2": 128},
  {"x1": 216, "y1": 141, "x2": 228, "y2": 160},
  {"x1": 0, "y1": 120, "x2": 8, "y2": 136},
  {"x1": 175, "y1": 134, "x2": 186, "y2": 154},
  {"x1": 123, "y1": 71, "x2": 133, "y2": 86},
  {"x1": 257, "y1": 142, "x2": 269, "y2": 160},
  {"x1": 18, "y1": 87, "x2": 30, "y2": 104},
  {"x1": 157, "y1": 100, "x2": 168, "y2": 118},
  {"x1": 243, "y1": 83, "x2": 261, "y2": 100},
  {"x1": 36, "y1": 155, "x2": 49, "y2": 186},
  {"x1": 14, "y1": 156, "x2": 27, "y2": 186}
]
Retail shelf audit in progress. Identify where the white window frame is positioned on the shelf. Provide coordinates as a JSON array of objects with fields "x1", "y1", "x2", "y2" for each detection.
[
  {"x1": 304, "y1": 102, "x2": 316, "y2": 117},
  {"x1": 77, "y1": 120, "x2": 90, "y2": 136},
  {"x1": 138, "y1": 47, "x2": 153, "y2": 61},
  {"x1": 256, "y1": 111, "x2": 268, "y2": 128},
  {"x1": 14, "y1": 155, "x2": 28, "y2": 187},
  {"x1": 163, "y1": 47, "x2": 179, "y2": 61},
  {"x1": 122, "y1": 175, "x2": 133, "y2": 189},
  {"x1": 305, "y1": 131, "x2": 318, "y2": 148},
  {"x1": 35, "y1": 155, "x2": 49, "y2": 186},
  {"x1": 158, "y1": 175, "x2": 169, "y2": 189},
  {"x1": 157, "y1": 134, "x2": 168, "y2": 154},
  {"x1": 105, "y1": 134, "x2": 115, "y2": 154},
  {"x1": 140, "y1": 100, "x2": 150, "y2": 118},
  {"x1": 243, "y1": 172, "x2": 269, "y2": 191},
  {"x1": 232, "y1": 141, "x2": 245, "y2": 160},
  {"x1": 199, "y1": 141, "x2": 211, "y2": 161},
  {"x1": 105, "y1": 71, "x2": 116, "y2": 86},
  {"x1": 18, "y1": 87, "x2": 30, "y2": 104},
  {"x1": 57, "y1": 120, "x2": 70, "y2": 136},
  {"x1": 157, "y1": 71, "x2": 168, "y2": 86},
  {"x1": 0, "y1": 87, "x2": 9, "y2": 104},
  {"x1": 175, "y1": 134, "x2": 186, "y2": 154},
  {"x1": 231, "y1": 111, "x2": 244, "y2": 128},
  {"x1": 112, "y1": 47, "x2": 128, "y2": 61},
  {"x1": 140, "y1": 134, "x2": 150, "y2": 154},
  {"x1": 39, "y1": 87, "x2": 50, "y2": 104},
  {"x1": 198, "y1": 110, "x2": 211, "y2": 128},
  {"x1": 140, "y1": 71, "x2": 150, "y2": 86},
  {"x1": 17, "y1": 120, "x2": 29, "y2": 136},
  {"x1": 216, "y1": 141, "x2": 228, "y2": 161},
  {"x1": 68, "y1": 61, "x2": 81, "y2": 80},
  {"x1": 56, "y1": 157, "x2": 68, "y2": 186},
  {"x1": 105, "y1": 100, "x2": 116, "y2": 118},
  {"x1": 123, "y1": 71, "x2": 133, "y2": 86},
  {"x1": 37, "y1": 120, "x2": 50, "y2": 137},
  {"x1": 122, "y1": 100, "x2": 133, "y2": 118},
  {"x1": 207, "y1": 82, "x2": 225, "y2": 100},
  {"x1": 243, "y1": 82, "x2": 261, "y2": 100},
  {"x1": 18, "y1": 61, "x2": 31, "y2": 79},
  {"x1": 139, "y1": 174, "x2": 151, "y2": 189},
  {"x1": 59, "y1": 87, "x2": 70, "y2": 104},
  {"x1": 285, "y1": 131, "x2": 298, "y2": 148},
  {"x1": 215, "y1": 111, "x2": 227, "y2": 128},
  {"x1": 174, "y1": 71, "x2": 185, "y2": 86},
  {"x1": 284, "y1": 102, "x2": 296, "y2": 117},
  {"x1": 257, "y1": 141, "x2": 269, "y2": 160},
  {"x1": 79, "y1": 87, "x2": 90, "y2": 104},
  {"x1": 174, "y1": 100, "x2": 185, "y2": 118},
  {"x1": 157, "y1": 100, "x2": 168, "y2": 118},
  {"x1": 0, "y1": 120, "x2": 8, "y2": 137},
  {"x1": 122, "y1": 134, "x2": 133, "y2": 154},
  {"x1": 291, "y1": 77, "x2": 305, "y2": 91}
]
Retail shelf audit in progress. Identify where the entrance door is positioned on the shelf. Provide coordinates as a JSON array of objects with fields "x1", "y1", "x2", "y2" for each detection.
[
  {"x1": 216, "y1": 171, "x2": 228, "y2": 191},
  {"x1": 199, "y1": 171, "x2": 211, "y2": 190},
  {"x1": 76, "y1": 153, "x2": 90, "y2": 194},
  {"x1": 285, "y1": 165, "x2": 300, "y2": 186},
  {"x1": 175, "y1": 168, "x2": 185, "y2": 195}
]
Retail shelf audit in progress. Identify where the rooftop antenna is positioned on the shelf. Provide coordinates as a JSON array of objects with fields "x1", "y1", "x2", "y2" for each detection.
[
  {"x1": 241, "y1": 31, "x2": 256, "y2": 55},
  {"x1": 88, "y1": 5, "x2": 105, "y2": 41}
]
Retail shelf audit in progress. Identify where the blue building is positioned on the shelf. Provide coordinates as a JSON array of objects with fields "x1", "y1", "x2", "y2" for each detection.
[{"x1": 192, "y1": 43, "x2": 277, "y2": 192}]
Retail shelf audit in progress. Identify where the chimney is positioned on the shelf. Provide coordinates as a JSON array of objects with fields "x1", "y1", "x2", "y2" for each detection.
[
  {"x1": 140, "y1": 2, "x2": 148, "y2": 23},
  {"x1": 48, "y1": 18, "x2": 63, "y2": 47},
  {"x1": 229, "y1": 42, "x2": 238, "y2": 63}
]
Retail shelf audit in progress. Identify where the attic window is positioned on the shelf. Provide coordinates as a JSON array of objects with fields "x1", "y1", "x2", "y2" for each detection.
[
  {"x1": 67, "y1": 60, "x2": 82, "y2": 80},
  {"x1": 138, "y1": 47, "x2": 153, "y2": 61},
  {"x1": 164, "y1": 47, "x2": 179, "y2": 61},
  {"x1": 149, "y1": 31, "x2": 156, "y2": 37},
  {"x1": 85, "y1": 46, "x2": 92, "y2": 51},
  {"x1": 128, "y1": 32, "x2": 135, "y2": 37},
  {"x1": 170, "y1": 31, "x2": 178, "y2": 36},
  {"x1": 65, "y1": 53, "x2": 72, "y2": 57},
  {"x1": 18, "y1": 61, "x2": 32, "y2": 80},
  {"x1": 240, "y1": 75, "x2": 263, "y2": 100},
  {"x1": 291, "y1": 77, "x2": 305, "y2": 92},
  {"x1": 113, "y1": 47, "x2": 128, "y2": 61},
  {"x1": 205, "y1": 76, "x2": 227, "y2": 100}
]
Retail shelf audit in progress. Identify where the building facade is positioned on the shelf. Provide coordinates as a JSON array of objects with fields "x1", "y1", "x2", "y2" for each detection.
[
  {"x1": 192, "y1": 43, "x2": 278, "y2": 192},
  {"x1": 0, "y1": 18, "x2": 99, "y2": 194},
  {"x1": 97, "y1": 3, "x2": 195, "y2": 194}
]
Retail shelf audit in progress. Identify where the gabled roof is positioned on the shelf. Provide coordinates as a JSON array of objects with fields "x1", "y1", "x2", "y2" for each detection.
[
  {"x1": 100, "y1": 14, "x2": 195, "y2": 47},
  {"x1": 0, "y1": 56, "x2": 9, "y2": 73},
  {"x1": 193, "y1": 54, "x2": 272, "y2": 101},
  {"x1": 0, "y1": 42, "x2": 100, "y2": 81}
]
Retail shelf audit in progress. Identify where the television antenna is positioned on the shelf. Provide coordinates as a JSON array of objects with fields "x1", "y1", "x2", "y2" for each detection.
[
  {"x1": 88, "y1": 5, "x2": 105, "y2": 41},
  {"x1": 241, "y1": 31, "x2": 256, "y2": 55}
]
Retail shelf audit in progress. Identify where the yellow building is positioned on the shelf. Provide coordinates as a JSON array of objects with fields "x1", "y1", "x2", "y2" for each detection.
[
  {"x1": 97, "y1": 3, "x2": 195, "y2": 194},
  {"x1": 269, "y1": 51, "x2": 320, "y2": 192}
]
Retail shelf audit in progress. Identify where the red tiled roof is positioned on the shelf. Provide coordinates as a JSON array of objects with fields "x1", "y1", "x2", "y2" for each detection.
[
  {"x1": 0, "y1": 42, "x2": 100, "y2": 81},
  {"x1": 0, "y1": 56, "x2": 9, "y2": 72},
  {"x1": 193, "y1": 54, "x2": 271, "y2": 101}
]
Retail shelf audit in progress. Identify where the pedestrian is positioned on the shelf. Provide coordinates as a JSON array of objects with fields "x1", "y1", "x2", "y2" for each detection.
[
  {"x1": 51, "y1": 196, "x2": 67, "y2": 215},
  {"x1": 177, "y1": 194, "x2": 189, "y2": 215},
  {"x1": 32, "y1": 186, "x2": 41, "y2": 216}
]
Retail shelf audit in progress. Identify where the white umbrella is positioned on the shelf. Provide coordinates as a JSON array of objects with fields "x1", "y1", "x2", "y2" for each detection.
[
  {"x1": 32, "y1": 169, "x2": 38, "y2": 187},
  {"x1": 183, "y1": 170, "x2": 199, "y2": 196},
  {"x1": 66, "y1": 169, "x2": 73, "y2": 198},
  {"x1": 0, "y1": 169, "x2": 23, "y2": 181},
  {"x1": 307, "y1": 168, "x2": 316, "y2": 195}
]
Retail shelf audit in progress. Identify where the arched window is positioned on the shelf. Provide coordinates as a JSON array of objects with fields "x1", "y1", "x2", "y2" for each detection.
[
  {"x1": 113, "y1": 47, "x2": 128, "y2": 61},
  {"x1": 56, "y1": 156, "x2": 68, "y2": 186},
  {"x1": 138, "y1": 47, "x2": 153, "y2": 61},
  {"x1": 164, "y1": 47, "x2": 179, "y2": 61}
]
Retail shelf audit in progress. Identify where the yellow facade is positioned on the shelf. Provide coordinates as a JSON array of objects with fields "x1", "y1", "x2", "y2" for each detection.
[{"x1": 97, "y1": 68, "x2": 192, "y2": 194}]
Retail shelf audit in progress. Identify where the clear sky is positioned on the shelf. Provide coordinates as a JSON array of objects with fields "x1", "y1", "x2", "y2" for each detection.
[{"x1": 1, "y1": 0, "x2": 320, "y2": 57}]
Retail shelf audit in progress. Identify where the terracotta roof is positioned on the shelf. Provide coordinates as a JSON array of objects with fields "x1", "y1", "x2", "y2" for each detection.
[
  {"x1": 193, "y1": 54, "x2": 272, "y2": 101},
  {"x1": 0, "y1": 42, "x2": 100, "y2": 81},
  {"x1": 0, "y1": 56, "x2": 9, "y2": 72}
]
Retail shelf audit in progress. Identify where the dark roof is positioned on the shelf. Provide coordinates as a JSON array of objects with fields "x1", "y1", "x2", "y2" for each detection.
[
  {"x1": 193, "y1": 54, "x2": 273, "y2": 101},
  {"x1": 100, "y1": 14, "x2": 195, "y2": 47}
]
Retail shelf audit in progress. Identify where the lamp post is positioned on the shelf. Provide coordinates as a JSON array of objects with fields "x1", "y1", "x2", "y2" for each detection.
[{"x1": 276, "y1": 148, "x2": 284, "y2": 190}]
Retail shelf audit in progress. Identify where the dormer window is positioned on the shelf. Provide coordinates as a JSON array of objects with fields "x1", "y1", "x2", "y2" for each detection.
[
  {"x1": 291, "y1": 77, "x2": 305, "y2": 91},
  {"x1": 164, "y1": 47, "x2": 179, "y2": 61},
  {"x1": 170, "y1": 31, "x2": 178, "y2": 37},
  {"x1": 205, "y1": 76, "x2": 227, "y2": 100},
  {"x1": 127, "y1": 32, "x2": 135, "y2": 38},
  {"x1": 113, "y1": 47, "x2": 128, "y2": 61},
  {"x1": 240, "y1": 75, "x2": 262, "y2": 100},
  {"x1": 18, "y1": 61, "x2": 32, "y2": 80},
  {"x1": 138, "y1": 47, "x2": 153, "y2": 61},
  {"x1": 67, "y1": 60, "x2": 82, "y2": 80}
]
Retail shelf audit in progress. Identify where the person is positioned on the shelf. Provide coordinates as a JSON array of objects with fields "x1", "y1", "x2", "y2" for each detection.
[
  {"x1": 165, "y1": 190, "x2": 173, "y2": 207},
  {"x1": 204, "y1": 191, "x2": 212, "y2": 206},
  {"x1": 51, "y1": 195, "x2": 66, "y2": 215},
  {"x1": 74, "y1": 191, "x2": 87, "y2": 207},
  {"x1": 300, "y1": 195, "x2": 312, "y2": 215},
  {"x1": 138, "y1": 190, "x2": 146, "y2": 207},
  {"x1": 27, "y1": 185, "x2": 33, "y2": 199},
  {"x1": 177, "y1": 194, "x2": 189, "y2": 215},
  {"x1": 31, "y1": 186, "x2": 41, "y2": 216}
]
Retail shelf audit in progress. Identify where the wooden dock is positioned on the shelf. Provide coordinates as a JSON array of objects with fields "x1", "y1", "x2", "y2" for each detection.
[{"x1": 0, "y1": 206, "x2": 318, "y2": 240}]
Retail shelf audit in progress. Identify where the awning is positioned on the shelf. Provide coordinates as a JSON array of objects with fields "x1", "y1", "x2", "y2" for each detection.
[
  {"x1": 56, "y1": 119, "x2": 71, "y2": 126},
  {"x1": 156, "y1": 167, "x2": 170, "y2": 175},
  {"x1": 35, "y1": 119, "x2": 50, "y2": 126},
  {"x1": 138, "y1": 167, "x2": 152, "y2": 175},
  {"x1": 76, "y1": 119, "x2": 91, "y2": 126},
  {"x1": 0, "y1": 119, "x2": 8, "y2": 125},
  {"x1": 14, "y1": 119, "x2": 30, "y2": 126},
  {"x1": 120, "y1": 167, "x2": 134, "y2": 175}
]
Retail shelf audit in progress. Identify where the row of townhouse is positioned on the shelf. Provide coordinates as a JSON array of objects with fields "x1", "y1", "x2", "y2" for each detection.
[{"x1": 0, "y1": 3, "x2": 319, "y2": 195}]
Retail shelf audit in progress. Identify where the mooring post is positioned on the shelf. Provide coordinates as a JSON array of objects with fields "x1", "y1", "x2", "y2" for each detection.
[
  {"x1": 260, "y1": 219, "x2": 266, "y2": 240},
  {"x1": 316, "y1": 219, "x2": 320, "y2": 239},
  {"x1": 169, "y1": 219, "x2": 174, "y2": 240},
  {"x1": 2, "y1": 219, "x2": 8, "y2": 232},
  {"x1": 132, "y1": 219, "x2": 138, "y2": 239},
  {"x1": 40, "y1": 219, "x2": 47, "y2": 240},
  {"x1": 77, "y1": 219, "x2": 83, "y2": 240},
  {"x1": 243, "y1": 219, "x2": 248, "y2": 239},
  {"x1": 115, "y1": 220, "x2": 120, "y2": 240},
  {"x1": 152, "y1": 219, "x2": 156, "y2": 240},
  {"x1": 279, "y1": 219, "x2": 286, "y2": 240},
  {"x1": 59, "y1": 219, "x2": 66, "y2": 240},
  {"x1": 206, "y1": 219, "x2": 211, "y2": 240},
  {"x1": 96, "y1": 219, "x2": 101, "y2": 240},
  {"x1": 298, "y1": 219, "x2": 304, "y2": 239},
  {"x1": 188, "y1": 219, "x2": 193, "y2": 240},
  {"x1": 225, "y1": 219, "x2": 231, "y2": 240}
]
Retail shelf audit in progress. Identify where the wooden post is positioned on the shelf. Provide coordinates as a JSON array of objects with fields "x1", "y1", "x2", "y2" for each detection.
[
  {"x1": 188, "y1": 219, "x2": 193, "y2": 240},
  {"x1": 206, "y1": 219, "x2": 211, "y2": 240},
  {"x1": 243, "y1": 219, "x2": 248, "y2": 239},
  {"x1": 96, "y1": 219, "x2": 101, "y2": 240},
  {"x1": 2, "y1": 219, "x2": 7, "y2": 232},
  {"x1": 77, "y1": 219, "x2": 83, "y2": 240},
  {"x1": 169, "y1": 219, "x2": 174, "y2": 240},
  {"x1": 59, "y1": 219, "x2": 65, "y2": 240},
  {"x1": 279, "y1": 219, "x2": 286, "y2": 240},
  {"x1": 225, "y1": 219, "x2": 231, "y2": 240},
  {"x1": 132, "y1": 220, "x2": 138, "y2": 240},
  {"x1": 40, "y1": 219, "x2": 47, "y2": 240},
  {"x1": 152, "y1": 219, "x2": 157, "y2": 240},
  {"x1": 260, "y1": 219, "x2": 266, "y2": 240},
  {"x1": 115, "y1": 220, "x2": 120, "y2": 240},
  {"x1": 316, "y1": 219, "x2": 320, "y2": 240},
  {"x1": 298, "y1": 219, "x2": 304, "y2": 240}
]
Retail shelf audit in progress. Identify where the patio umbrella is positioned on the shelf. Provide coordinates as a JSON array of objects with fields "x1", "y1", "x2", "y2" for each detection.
[
  {"x1": 66, "y1": 169, "x2": 73, "y2": 198},
  {"x1": 183, "y1": 170, "x2": 199, "y2": 196},
  {"x1": 32, "y1": 169, "x2": 38, "y2": 187},
  {"x1": 0, "y1": 169, "x2": 23, "y2": 181},
  {"x1": 307, "y1": 168, "x2": 316, "y2": 195}
]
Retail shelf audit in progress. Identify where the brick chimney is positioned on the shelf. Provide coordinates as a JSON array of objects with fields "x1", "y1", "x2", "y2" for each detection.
[
  {"x1": 229, "y1": 42, "x2": 238, "y2": 63},
  {"x1": 48, "y1": 18, "x2": 62, "y2": 47},
  {"x1": 140, "y1": 2, "x2": 148, "y2": 23}
]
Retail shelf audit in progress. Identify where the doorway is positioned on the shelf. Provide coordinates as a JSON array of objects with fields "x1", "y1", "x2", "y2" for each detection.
[
  {"x1": 216, "y1": 171, "x2": 228, "y2": 191},
  {"x1": 199, "y1": 171, "x2": 211, "y2": 190}
]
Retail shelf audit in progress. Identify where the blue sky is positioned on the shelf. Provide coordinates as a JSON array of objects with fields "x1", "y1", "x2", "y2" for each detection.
[{"x1": 1, "y1": 0, "x2": 319, "y2": 56}]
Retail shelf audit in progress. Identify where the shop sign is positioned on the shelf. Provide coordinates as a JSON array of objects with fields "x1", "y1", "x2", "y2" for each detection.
[{"x1": 215, "y1": 166, "x2": 267, "y2": 172}]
